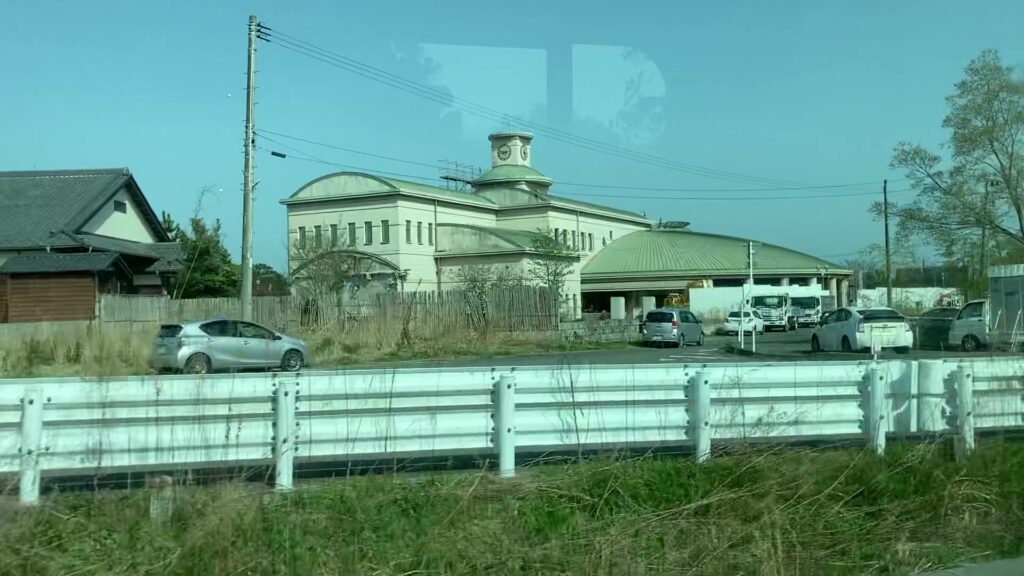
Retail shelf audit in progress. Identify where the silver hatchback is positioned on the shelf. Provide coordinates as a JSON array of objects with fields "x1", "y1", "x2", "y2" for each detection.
[
  {"x1": 642, "y1": 308, "x2": 704, "y2": 347},
  {"x1": 150, "y1": 319, "x2": 309, "y2": 374}
]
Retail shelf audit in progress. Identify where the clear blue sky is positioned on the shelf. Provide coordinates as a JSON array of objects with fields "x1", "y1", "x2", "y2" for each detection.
[{"x1": 3, "y1": 1, "x2": 1022, "y2": 270}]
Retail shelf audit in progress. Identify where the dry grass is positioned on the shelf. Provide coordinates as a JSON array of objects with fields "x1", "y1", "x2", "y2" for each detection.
[
  {"x1": 0, "y1": 321, "x2": 622, "y2": 378},
  {"x1": 2, "y1": 443, "x2": 1024, "y2": 575}
]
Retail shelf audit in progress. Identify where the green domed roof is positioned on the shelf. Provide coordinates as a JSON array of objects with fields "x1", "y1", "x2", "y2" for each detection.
[
  {"x1": 582, "y1": 230, "x2": 848, "y2": 277},
  {"x1": 472, "y1": 164, "x2": 552, "y2": 187}
]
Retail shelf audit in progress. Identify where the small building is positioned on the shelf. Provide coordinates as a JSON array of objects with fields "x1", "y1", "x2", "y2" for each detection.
[
  {"x1": 0, "y1": 169, "x2": 184, "y2": 323},
  {"x1": 281, "y1": 133, "x2": 852, "y2": 318}
]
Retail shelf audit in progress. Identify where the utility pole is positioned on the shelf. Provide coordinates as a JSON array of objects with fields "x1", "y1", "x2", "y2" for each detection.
[
  {"x1": 883, "y1": 179, "x2": 893, "y2": 308},
  {"x1": 239, "y1": 14, "x2": 257, "y2": 321},
  {"x1": 748, "y1": 241, "x2": 756, "y2": 353}
]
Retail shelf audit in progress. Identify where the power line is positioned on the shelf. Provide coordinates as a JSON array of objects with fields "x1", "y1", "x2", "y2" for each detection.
[
  {"x1": 259, "y1": 129, "x2": 904, "y2": 195},
  {"x1": 260, "y1": 136, "x2": 913, "y2": 202},
  {"x1": 260, "y1": 25, "x2": 865, "y2": 189}
]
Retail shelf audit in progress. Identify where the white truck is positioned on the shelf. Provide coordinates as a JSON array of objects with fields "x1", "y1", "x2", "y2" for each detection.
[
  {"x1": 750, "y1": 293, "x2": 796, "y2": 332},
  {"x1": 791, "y1": 295, "x2": 823, "y2": 327}
]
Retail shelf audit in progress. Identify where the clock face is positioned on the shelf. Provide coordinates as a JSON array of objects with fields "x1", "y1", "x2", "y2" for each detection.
[
  {"x1": 520, "y1": 146, "x2": 529, "y2": 161},
  {"x1": 496, "y1": 144, "x2": 511, "y2": 161}
]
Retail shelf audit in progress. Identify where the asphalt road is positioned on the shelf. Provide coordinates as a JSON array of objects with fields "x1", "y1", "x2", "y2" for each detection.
[{"x1": 324, "y1": 328, "x2": 1021, "y2": 370}]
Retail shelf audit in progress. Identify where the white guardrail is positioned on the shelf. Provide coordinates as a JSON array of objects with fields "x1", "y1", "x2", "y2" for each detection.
[{"x1": 2, "y1": 358, "x2": 1024, "y2": 504}]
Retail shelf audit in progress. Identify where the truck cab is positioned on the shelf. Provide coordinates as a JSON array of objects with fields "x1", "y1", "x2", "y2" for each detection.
[
  {"x1": 791, "y1": 295, "x2": 823, "y2": 327},
  {"x1": 948, "y1": 299, "x2": 989, "y2": 352},
  {"x1": 751, "y1": 293, "x2": 795, "y2": 332}
]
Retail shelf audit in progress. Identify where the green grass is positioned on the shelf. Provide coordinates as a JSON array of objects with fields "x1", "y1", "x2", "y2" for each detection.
[{"x1": 4, "y1": 442, "x2": 1024, "y2": 575}]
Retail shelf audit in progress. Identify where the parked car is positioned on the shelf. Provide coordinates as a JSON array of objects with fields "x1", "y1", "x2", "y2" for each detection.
[
  {"x1": 723, "y1": 310, "x2": 764, "y2": 335},
  {"x1": 810, "y1": 307, "x2": 912, "y2": 354},
  {"x1": 948, "y1": 299, "x2": 989, "y2": 352},
  {"x1": 151, "y1": 319, "x2": 308, "y2": 374},
  {"x1": 911, "y1": 307, "x2": 959, "y2": 349},
  {"x1": 642, "y1": 308, "x2": 704, "y2": 347}
]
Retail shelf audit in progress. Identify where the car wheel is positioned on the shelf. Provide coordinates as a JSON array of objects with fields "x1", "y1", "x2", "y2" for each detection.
[
  {"x1": 841, "y1": 337, "x2": 852, "y2": 353},
  {"x1": 696, "y1": 333, "x2": 704, "y2": 346},
  {"x1": 811, "y1": 335, "x2": 821, "y2": 353},
  {"x1": 184, "y1": 353, "x2": 211, "y2": 375},
  {"x1": 281, "y1": 349, "x2": 304, "y2": 372},
  {"x1": 895, "y1": 346, "x2": 910, "y2": 355},
  {"x1": 962, "y1": 335, "x2": 981, "y2": 353}
]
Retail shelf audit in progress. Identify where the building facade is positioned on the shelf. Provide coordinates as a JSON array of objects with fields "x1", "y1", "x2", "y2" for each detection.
[{"x1": 282, "y1": 133, "x2": 851, "y2": 318}]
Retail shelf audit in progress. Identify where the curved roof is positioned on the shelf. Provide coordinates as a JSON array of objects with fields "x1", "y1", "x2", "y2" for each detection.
[
  {"x1": 582, "y1": 230, "x2": 849, "y2": 277},
  {"x1": 283, "y1": 171, "x2": 495, "y2": 207},
  {"x1": 436, "y1": 223, "x2": 550, "y2": 255},
  {"x1": 472, "y1": 164, "x2": 553, "y2": 187}
]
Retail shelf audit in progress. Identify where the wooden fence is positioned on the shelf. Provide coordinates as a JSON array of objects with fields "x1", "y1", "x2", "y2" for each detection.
[{"x1": 98, "y1": 287, "x2": 557, "y2": 334}]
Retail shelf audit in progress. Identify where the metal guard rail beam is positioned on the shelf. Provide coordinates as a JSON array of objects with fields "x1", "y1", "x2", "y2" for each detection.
[{"x1": 2, "y1": 358, "x2": 1022, "y2": 504}]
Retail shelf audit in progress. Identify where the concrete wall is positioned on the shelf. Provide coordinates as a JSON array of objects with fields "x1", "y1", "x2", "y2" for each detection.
[
  {"x1": 558, "y1": 318, "x2": 638, "y2": 343},
  {"x1": 856, "y1": 287, "x2": 961, "y2": 311},
  {"x1": 81, "y1": 187, "x2": 159, "y2": 243}
]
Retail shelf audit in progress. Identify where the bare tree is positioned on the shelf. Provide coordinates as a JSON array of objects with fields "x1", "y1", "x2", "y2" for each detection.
[
  {"x1": 526, "y1": 230, "x2": 579, "y2": 320},
  {"x1": 453, "y1": 264, "x2": 526, "y2": 333}
]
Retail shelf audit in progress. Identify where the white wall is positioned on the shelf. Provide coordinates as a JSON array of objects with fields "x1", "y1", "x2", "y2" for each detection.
[
  {"x1": 689, "y1": 285, "x2": 830, "y2": 321},
  {"x1": 856, "y1": 287, "x2": 961, "y2": 310},
  {"x1": 80, "y1": 188, "x2": 159, "y2": 243}
]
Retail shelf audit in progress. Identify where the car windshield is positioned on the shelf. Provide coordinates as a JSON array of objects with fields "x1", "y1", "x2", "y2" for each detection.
[
  {"x1": 791, "y1": 297, "x2": 819, "y2": 308},
  {"x1": 646, "y1": 311, "x2": 675, "y2": 323},
  {"x1": 752, "y1": 296, "x2": 783, "y2": 307}
]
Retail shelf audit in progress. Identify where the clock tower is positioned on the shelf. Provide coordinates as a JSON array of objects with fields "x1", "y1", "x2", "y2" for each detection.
[{"x1": 489, "y1": 132, "x2": 533, "y2": 168}]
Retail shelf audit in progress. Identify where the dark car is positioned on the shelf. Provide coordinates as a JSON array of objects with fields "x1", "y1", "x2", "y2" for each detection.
[{"x1": 911, "y1": 307, "x2": 959, "y2": 349}]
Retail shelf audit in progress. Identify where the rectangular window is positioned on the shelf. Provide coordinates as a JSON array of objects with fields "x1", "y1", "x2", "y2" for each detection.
[
  {"x1": 554, "y1": 227, "x2": 560, "y2": 242},
  {"x1": 572, "y1": 230, "x2": 578, "y2": 249},
  {"x1": 381, "y1": 219, "x2": 390, "y2": 244},
  {"x1": 417, "y1": 221, "x2": 423, "y2": 244},
  {"x1": 314, "y1": 225, "x2": 322, "y2": 248},
  {"x1": 561, "y1": 229, "x2": 568, "y2": 245},
  {"x1": 406, "y1": 220, "x2": 412, "y2": 244},
  {"x1": 588, "y1": 233, "x2": 594, "y2": 251},
  {"x1": 113, "y1": 200, "x2": 127, "y2": 214},
  {"x1": 348, "y1": 223, "x2": 356, "y2": 247},
  {"x1": 610, "y1": 230, "x2": 614, "y2": 240},
  {"x1": 428, "y1": 223, "x2": 434, "y2": 246},
  {"x1": 364, "y1": 221, "x2": 373, "y2": 245},
  {"x1": 298, "y1": 226, "x2": 306, "y2": 249},
  {"x1": 330, "y1": 224, "x2": 338, "y2": 248}
]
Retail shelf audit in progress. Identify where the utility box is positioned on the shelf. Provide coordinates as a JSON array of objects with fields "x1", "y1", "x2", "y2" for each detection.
[{"x1": 989, "y1": 264, "x2": 1024, "y2": 350}]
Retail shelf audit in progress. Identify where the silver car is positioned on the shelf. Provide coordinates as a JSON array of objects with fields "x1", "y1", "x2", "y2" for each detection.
[
  {"x1": 151, "y1": 319, "x2": 308, "y2": 374},
  {"x1": 642, "y1": 308, "x2": 704, "y2": 347}
]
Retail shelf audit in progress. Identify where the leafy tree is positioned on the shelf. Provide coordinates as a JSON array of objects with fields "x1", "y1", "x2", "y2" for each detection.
[
  {"x1": 162, "y1": 213, "x2": 240, "y2": 299},
  {"x1": 253, "y1": 264, "x2": 291, "y2": 296},
  {"x1": 877, "y1": 50, "x2": 1024, "y2": 288}
]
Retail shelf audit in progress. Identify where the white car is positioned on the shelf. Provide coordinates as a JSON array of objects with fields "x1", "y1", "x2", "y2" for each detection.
[
  {"x1": 948, "y1": 299, "x2": 989, "y2": 352},
  {"x1": 724, "y1": 310, "x2": 764, "y2": 335},
  {"x1": 811, "y1": 307, "x2": 913, "y2": 354}
]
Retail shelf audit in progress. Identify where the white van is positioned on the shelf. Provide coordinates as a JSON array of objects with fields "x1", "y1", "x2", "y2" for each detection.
[{"x1": 948, "y1": 299, "x2": 989, "y2": 352}]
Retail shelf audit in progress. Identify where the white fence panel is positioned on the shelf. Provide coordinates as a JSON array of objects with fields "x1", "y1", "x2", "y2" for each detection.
[{"x1": 4, "y1": 357, "x2": 1024, "y2": 504}]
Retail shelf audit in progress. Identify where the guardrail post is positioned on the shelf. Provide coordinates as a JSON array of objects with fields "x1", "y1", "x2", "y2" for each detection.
[
  {"x1": 689, "y1": 370, "x2": 711, "y2": 463},
  {"x1": 273, "y1": 377, "x2": 296, "y2": 491},
  {"x1": 493, "y1": 373, "x2": 516, "y2": 477},
  {"x1": 917, "y1": 360, "x2": 945, "y2": 433},
  {"x1": 955, "y1": 364, "x2": 975, "y2": 461},
  {"x1": 19, "y1": 388, "x2": 44, "y2": 505},
  {"x1": 864, "y1": 364, "x2": 886, "y2": 455}
]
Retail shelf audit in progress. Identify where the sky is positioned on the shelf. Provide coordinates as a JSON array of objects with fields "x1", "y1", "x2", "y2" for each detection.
[{"x1": 3, "y1": 1, "x2": 1023, "y2": 271}]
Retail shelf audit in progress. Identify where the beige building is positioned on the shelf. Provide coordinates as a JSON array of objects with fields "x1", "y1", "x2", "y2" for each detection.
[
  {"x1": 281, "y1": 132, "x2": 651, "y2": 318},
  {"x1": 281, "y1": 132, "x2": 852, "y2": 318}
]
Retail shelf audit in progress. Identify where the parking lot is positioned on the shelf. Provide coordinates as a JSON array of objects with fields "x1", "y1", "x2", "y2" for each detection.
[{"x1": 326, "y1": 327, "x2": 1021, "y2": 371}]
